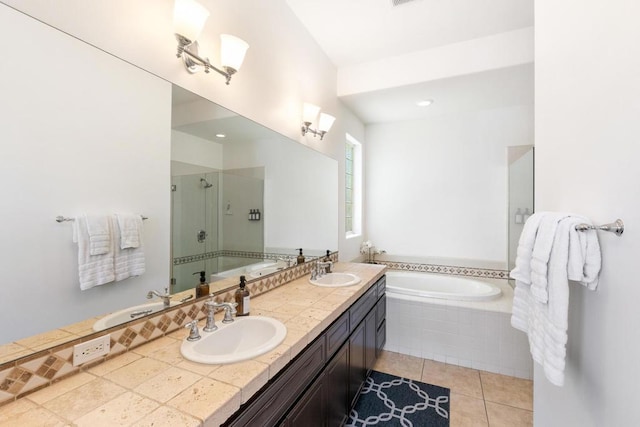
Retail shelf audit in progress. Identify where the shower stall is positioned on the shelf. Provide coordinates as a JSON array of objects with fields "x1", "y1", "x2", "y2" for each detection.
[{"x1": 170, "y1": 169, "x2": 265, "y2": 293}]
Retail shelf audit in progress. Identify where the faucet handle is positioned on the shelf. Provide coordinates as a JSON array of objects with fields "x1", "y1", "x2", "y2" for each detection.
[{"x1": 184, "y1": 320, "x2": 201, "y2": 341}]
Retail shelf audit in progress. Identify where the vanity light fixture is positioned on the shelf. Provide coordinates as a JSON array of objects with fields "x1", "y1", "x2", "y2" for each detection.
[
  {"x1": 173, "y1": 0, "x2": 249, "y2": 85},
  {"x1": 301, "y1": 102, "x2": 336, "y2": 140}
]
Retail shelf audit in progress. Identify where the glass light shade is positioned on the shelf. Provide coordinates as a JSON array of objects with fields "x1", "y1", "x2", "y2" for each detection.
[
  {"x1": 302, "y1": 103, "x2": 321, "y2": 124},
  {"x1": 220, "y1": 34, "x2": 250, "y2": 71},
  {"x1": 173, "y1": 0, "x2": 210, "y2": 41},
  {"x1": 318, "y1": 113, "x2": 336, "y2": 132}
]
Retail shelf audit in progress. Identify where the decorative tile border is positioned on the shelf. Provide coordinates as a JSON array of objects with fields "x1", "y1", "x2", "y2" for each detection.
[
  {"x1": 173, "y1": 250, "x2": 320, "y2": 266},
  {"x1": 0, "y1": 251, "x2": 338, "y2": 407},
  {"x1": 375, "y1": 260, "x2": 509, "y2": 280}
]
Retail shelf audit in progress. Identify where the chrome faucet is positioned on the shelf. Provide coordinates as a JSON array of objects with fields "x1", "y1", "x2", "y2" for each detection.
[
  {"x1": 147, "y1": 287, "x2": 171, "y2": 308},
  {"x1": 203, "y1": 300, "x2": 238, "y2": 332},
  {"x1": 311, "y1": 260, "x2": 332, "y2": 280},
  {"x1": 184, "y1": 320, "x2": 201, "y2": 341}
]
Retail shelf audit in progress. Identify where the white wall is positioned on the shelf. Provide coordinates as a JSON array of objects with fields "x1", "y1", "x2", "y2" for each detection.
[
  {"x1": 534, "y1": 1, "x2": 640, "y2": 425},
  {"x1": 222, "y1": 137, "x2": 339, "y2": 253},
  {"x1": 365, "y1": 105, "x2": 532, "y2": 265},
  {"x1": 2, "y1": 0, "x2": 362, "y2": 257},
  {"x1": 0, "y1": 6, "x2": 171, "y2": 342}
]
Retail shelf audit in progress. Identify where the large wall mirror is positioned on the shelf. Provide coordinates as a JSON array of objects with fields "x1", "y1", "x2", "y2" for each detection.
[
  {"x1": 0, "y1": 5, "x2": 338, "y2": 364},
  {"x1": 170, "y1": 86, "x2": 339, "y2": 293}
]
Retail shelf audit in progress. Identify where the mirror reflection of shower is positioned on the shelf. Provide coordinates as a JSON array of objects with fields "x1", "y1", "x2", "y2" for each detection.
[{"x1": 170, "y1": 165, "x2": 265, "y2": 293}]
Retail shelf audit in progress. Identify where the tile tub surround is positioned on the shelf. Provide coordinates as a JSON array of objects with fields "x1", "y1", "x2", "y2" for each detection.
[
  {"x1": 0, "y1": 262, "x2": 386, "y2": 425},
  {"x1": 385, "y1": 279, "x2": 533, "y2": 379}
]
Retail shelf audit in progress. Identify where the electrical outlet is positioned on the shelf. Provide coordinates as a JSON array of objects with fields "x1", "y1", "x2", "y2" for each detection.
[{"x1": 73, "y1": 334, "x2": 110, "y2": 366}]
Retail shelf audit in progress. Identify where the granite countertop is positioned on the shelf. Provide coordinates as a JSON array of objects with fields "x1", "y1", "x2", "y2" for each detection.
[{"x1": 0, "y1": 262, "x2": 386, "y2": 426}]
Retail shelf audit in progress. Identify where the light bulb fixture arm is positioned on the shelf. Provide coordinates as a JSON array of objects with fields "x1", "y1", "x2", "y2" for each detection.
[
  {"x1": 301, "y1": 122, "x2": 328, "y2": 140},
  {"x1": 175, "y1": 34, "x2": 236, "y2": 85}
]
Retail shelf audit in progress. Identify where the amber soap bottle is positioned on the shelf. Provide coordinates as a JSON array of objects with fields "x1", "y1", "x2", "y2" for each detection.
[{"x1": 235, "y1": 275, "x2": 250, "y2": 316}]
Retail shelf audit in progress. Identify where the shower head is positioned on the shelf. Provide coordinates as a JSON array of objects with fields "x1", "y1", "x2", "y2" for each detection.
[{"x1": 200, "y1": 178, "x2": 213, "y2": 188}]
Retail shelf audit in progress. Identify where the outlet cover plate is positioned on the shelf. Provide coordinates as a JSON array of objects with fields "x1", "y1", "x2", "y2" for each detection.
[{"x1": 73, "y1": 334, "x2": 110, "y2": 366}]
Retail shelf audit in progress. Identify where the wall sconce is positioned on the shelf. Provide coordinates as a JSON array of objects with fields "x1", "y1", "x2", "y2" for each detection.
[
  {"x1": 301, "y1": 103, "x2": 336, "y2": 140},
  {"x1": 173, "y1": 0, "x2": 249, "y2": 85}
]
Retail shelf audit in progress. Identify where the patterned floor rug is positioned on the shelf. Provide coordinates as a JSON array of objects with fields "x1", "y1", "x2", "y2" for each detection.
[{"x1": 346, "y1": 370, "x2": 450, "y2": 427}]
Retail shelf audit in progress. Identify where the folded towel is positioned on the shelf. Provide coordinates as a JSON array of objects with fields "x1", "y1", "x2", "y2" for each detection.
[
  {"x1": 510, "y1": 212, "x2": 545, "y2": 286},
  {"x1": 115, "y1": 213, "x2": 142, "y2": 249},
  {"x1": 113, "y1": 214, "x2": 145, "y2": 281},
  {"x1": 73, "y1": 215, "x2": 115, "y2": 290},
  {"x1": 85, "y1": 214, "x2": 112, "y2": 255},
  {"x1": 530, "y1": 213, "x2": 571, "y2": 303}
]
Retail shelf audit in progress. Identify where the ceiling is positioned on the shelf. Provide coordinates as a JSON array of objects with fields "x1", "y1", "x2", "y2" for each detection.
[{"x1": 285, "y1": 0, "x2": 534, "y2": 124}]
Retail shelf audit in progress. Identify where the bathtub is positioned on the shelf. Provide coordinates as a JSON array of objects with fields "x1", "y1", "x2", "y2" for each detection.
[
  {"x1": 385, "y1": 271, "x2": 502, "y2": 301},
  {"x1": 384, "y1": 270, "x2": 533, "y2": 379}
]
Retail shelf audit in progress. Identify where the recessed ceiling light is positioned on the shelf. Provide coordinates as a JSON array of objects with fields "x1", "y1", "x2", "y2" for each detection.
[
  {"x1": 416, "y1": 99, "x2": 434, "y2": 107},
  {"x1": 215, "y1": 133, "x2": 226, "y2": 138}
]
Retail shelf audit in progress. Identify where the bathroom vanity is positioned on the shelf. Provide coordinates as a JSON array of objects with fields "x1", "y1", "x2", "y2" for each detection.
[
  {"x1": 0, "y1": 263, "x2": 386, "y2": 426},
  {"x1": 224, "y1": 274, "x2": 386, "y2": 426}
]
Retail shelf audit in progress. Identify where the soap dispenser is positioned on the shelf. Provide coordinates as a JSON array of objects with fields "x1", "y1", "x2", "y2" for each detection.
[
  {"x1": 235, "y1": 275, "x2": 250, "y2": 316},
  {"x1": 194, "y1": 271, "x2": 209, "y2": 298},
  {"x1": 296, "y1": 248, "x2": 305, "y2": 265}
]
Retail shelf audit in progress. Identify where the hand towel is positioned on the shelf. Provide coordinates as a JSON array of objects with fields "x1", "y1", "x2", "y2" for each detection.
[
  {"x1": 85, "y1": 214, "x2": 112, "y2": 255},
  {"x1": 115, "y1": 213, "x2": 142, "y2": 249},
  {"x1": 113, "y1": 214, "x2": 145, "y2": 281},
  {"x1": 73, "y1": 215, "x2": 115, "y2": 290},
  {"x1": 530, "y1": 213, "x2": 571, "y2": 303}
]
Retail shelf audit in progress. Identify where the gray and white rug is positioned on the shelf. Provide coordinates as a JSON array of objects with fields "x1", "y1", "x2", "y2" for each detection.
[{"x1": 346, "y1": 370, "x2": 450, "y2": 426}]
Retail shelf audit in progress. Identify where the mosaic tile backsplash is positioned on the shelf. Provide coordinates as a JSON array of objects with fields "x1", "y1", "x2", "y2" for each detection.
[{"x1": 0, "y1": 253, "x2": 337, "y2": 406}]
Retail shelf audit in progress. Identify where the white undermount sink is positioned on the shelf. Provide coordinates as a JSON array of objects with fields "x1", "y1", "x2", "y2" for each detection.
[
  {"x1": 309, "y1": 272, "x2": 361, "y2": 287},
  {"x1": 93, "y1": 301, "x2": 180, "y2": 331},
  {"x1": 180, "y1": 316, "x2": 287, "y2": 365}
]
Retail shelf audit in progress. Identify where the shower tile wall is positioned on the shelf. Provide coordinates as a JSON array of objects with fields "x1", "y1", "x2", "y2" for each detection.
[{"x1": 385, "y1": 298, "x2": 533, "y2": 379}]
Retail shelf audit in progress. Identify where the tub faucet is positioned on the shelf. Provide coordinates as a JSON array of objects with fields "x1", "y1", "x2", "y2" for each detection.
[{"x1": 147, "y1": 287, "x2": 171, "y2": 308}]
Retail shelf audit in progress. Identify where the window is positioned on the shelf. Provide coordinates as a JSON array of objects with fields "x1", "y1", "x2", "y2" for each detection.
[{"x1": 345, "y1": 134, "x2": 362, "y2": 237}]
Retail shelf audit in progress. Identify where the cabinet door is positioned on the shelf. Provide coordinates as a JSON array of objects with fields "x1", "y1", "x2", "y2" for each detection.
[
  {"x1": 286, "y1": 374, "x2": 325, "y2": 427},
  {"x1": 326, "y1": 342, "x2": 349, "y2": 427},
  {"x1": 348, "y1": 320, "x2": 366, "y2": 407},
  {"x1": 365, "y1": 309, "x2": 377, "y2": 374}
]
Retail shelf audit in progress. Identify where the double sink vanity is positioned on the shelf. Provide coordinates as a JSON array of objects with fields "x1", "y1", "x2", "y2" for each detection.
[{"x1": 1, "y1": 262, "x2": 386, "y2": 426}]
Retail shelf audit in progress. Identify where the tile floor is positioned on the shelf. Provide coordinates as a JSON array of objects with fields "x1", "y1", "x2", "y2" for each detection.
[{"x1": 373, "y1": 350, "x2": 533, "y2": 427}]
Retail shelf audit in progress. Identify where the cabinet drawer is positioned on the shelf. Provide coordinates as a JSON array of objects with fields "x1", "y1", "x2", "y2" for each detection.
[
  {"x1": 226, "y1": 336, "x2": 326, "y2": 427},
  {"x1": 350, "y1": 285, "x2": 377, "y2": 331},
  {"x1": 326, "y1": 310, "x2": 350, "y2": 359},
  {"x1": 376, "y1": 296, "x2": 386, "y2": 329},
  {"x1": 376, "y1": 276, "x2": 386, "y2": 298}
]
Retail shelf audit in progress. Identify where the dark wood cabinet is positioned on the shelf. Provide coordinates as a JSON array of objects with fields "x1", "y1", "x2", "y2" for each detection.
[
  {"x1": 348, "y1": 319, "x2": 366, "y2": 408},
  {"x1": 224, "y1": 275, "x2": 386, "y2": 427},
  {"x1": 284, "y1": 374, "x2": 325, "y2": 427},
  {"x1": 325, "y1": 342, "x2": 349, "y2": 427}
]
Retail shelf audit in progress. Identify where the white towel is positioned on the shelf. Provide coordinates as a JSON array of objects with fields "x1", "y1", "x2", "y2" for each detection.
[
  {"x1": 113, "y1": 214, "x2": 145, "y2": 281},
  {"x1": 73, "y1": 215, "x2": 115, "y2": 290},
  {"x1": 530, "y1": 213, "x2": 571, "y2": 303},
  {"x1": 115, "y1": 213, "x2": 142, "y2": 249},
  {"x1": 510, "y1": 212, "x2": 545, "y2": 286},
  {"x1": 85, "y1": 214, "x2": 112, "y2": 255},
  {"x1": 511, "y1": 215, "x2": 602, "y2": 386}
]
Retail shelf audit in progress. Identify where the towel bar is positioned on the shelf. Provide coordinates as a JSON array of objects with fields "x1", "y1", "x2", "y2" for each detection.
[
  {"x1": 55, "y1": 215, "x2": 148, "y2": 223},
  {"x1": 575, "y1": 219, "x2": 624, "y2": 236}
]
